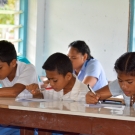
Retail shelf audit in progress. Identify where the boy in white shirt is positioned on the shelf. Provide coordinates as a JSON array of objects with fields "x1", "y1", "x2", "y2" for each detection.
[
  {"x1": 26, "y1": 52, "x2": 89, "y2": 102},
  {"x1": 0, "y1": 40, "x2": 38, "y2": 135},
  {"x1": 0, "y1": 40, "x2": 38, "y2": 98},
  {"x1": 27, "y1": 52, "x2": 89, "y2": 135}
]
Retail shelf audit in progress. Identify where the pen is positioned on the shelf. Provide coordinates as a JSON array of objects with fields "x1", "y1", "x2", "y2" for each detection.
[
  {"x1": 36, "y1": 88, "x2": 46, "y2": 92},
  {"x1": 37, "y1": 81, "x2": 45, "y2": 92},
  {"x1": 87, "y1": 84, "x2": 101, "y2": 104}
]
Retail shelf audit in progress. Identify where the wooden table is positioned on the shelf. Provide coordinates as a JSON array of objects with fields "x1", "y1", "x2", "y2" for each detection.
[{"x1": 0, "y1": 98, "x2": 135, "y2": 135}]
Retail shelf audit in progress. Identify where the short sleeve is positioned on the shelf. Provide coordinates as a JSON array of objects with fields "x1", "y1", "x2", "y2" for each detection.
[
  {"x1": 109, "y1": 79, "x2": 123, "y2": 96},
  {"x1": 16, "y1": 64, "x2": 38, "y2": 85},
  {"x1": 84, "y1": 60, "x2": 101, "y2": 79}
]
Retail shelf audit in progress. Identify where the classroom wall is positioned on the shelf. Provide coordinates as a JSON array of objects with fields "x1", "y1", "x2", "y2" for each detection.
[
  {"x1": 27, "y1": 0, "x2": 129, "y2": 81},
  {"x1": 26, "y1": 0, "x2": 37, "y2": 65},
  {"x1": 26, "y1": 0, "x2": 45, "y2": 76}
]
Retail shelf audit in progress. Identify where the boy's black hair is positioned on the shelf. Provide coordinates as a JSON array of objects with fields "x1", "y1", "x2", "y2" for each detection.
[
  {"x1": 68, "y1": 40, "x2": 93, "y2": 60},
  {"x1": 42, "y1": 52, "x2": 73, "y2": 76},
  {"x1": 114, "y1": 52, "x2": 135, "y2": 76},
  {"x1": 0, "y1": 40, "x2": 17, "y2": 65}
]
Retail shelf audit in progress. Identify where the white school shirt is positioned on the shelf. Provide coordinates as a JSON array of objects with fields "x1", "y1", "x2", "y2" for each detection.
[
  {"x1": 109, "y1": 79, "x2": 130, "y2": 106},
  {"x1": 0, "y1": 61, "x2": 38, "y2": 98},
  {"x1": 42, "y1": 77, "x2": 89, "y2": 102}
]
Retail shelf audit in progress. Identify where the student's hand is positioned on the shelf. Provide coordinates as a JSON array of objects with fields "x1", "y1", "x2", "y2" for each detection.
[
  {"x1": 41, "y1": 80, "x2": 49, "y2": 88},
  {"x1": 26, "y1": 83, "x2": 40, "y2": 95},
  {"x1": 26, "y1": 84, "x2": 44, "y2": 98},
  {"x1": 86, "y1": 91, "x2": 101, "y2": 104}
]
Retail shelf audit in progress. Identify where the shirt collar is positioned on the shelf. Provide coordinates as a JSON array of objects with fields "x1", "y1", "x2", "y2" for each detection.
[
  {"x1": 81, "y1": 60, "x2": 88, "y2": 71},
  {"x1": 61, "y1": 75, "x2": 78, "y2": 99},
  {"x1": 69, "y1": 77, "x2": 81, "y2": 99},
  {"x1": 3, "y1": 61, "x2": 20, "y2": 82},
  {"x1": 73, "y1": 61, "x2": 87, "y2": 75},
  {"x1": 78, "y1": 60, "x2": 90, "y2": 73},
  {"x1": 16, "y1": 61, "x2": 20, "y2": 77}
]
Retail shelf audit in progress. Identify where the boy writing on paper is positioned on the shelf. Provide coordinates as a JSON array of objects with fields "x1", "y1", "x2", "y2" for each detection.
[
  {"x1": 26, "y1": 52, "x2": 89, "y2": 102},
  {"x1": 0, "y1": 40, "x2": 39, "y2": 135}
]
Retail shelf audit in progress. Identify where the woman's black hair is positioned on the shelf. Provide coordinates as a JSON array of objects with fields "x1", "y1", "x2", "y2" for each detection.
[
  {"x1": 114, "y1": 52, "x2": 135, "y2": 75},
  {"x1": 68, "y1": 40, "x2": 93, "y2": 60},
  {"x1": 42, "y1": 52, "x2": 73, "y2": 76}
]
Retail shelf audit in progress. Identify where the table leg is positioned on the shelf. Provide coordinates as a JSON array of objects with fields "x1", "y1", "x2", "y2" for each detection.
[
  {"x1": 20, "y1": 127, "x2": 34, "y2": 135},
  {"x1": 38, "y1": 129, "x2": 52, "y2": 135}
]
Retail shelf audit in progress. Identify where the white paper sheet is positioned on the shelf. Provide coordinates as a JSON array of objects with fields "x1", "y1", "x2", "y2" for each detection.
[
  {"x1": 15, "y1": 97, "x2": 53, "y2": 102},
  {"x1": 84, "y1": 103, "x2": 102, "y2": 108},
  {"x1": 84, "y1": 103, "x2": 125, "y2": 108}
]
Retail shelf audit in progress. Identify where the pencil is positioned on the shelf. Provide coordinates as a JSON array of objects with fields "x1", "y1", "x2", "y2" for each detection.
[{"x1": 87, "y1": 84, "x2": 101, "y2": 104}]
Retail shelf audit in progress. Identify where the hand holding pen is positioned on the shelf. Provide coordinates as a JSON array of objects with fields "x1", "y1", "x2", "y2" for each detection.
[
  {"x1": 87, "y1": 84, "x2": 101, "y2": 104},
  {"x1": 26, "y1": 83, "x2": 42, "y2": 95}
]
